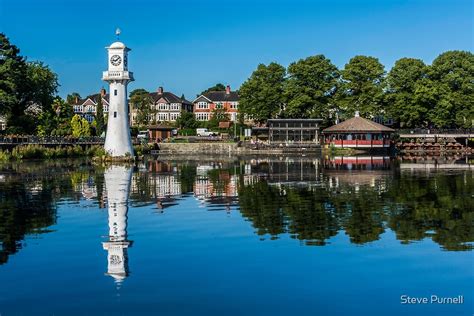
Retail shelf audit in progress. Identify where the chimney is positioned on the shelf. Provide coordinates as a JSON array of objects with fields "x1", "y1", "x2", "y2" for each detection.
[
  {"x1": 100, "y1": 88, "x2": 106, "y2": 97},
  {"x1": 75, "y1": 96, "x2": 79, "y2": 103},
  {"x1": 158, "y1": 86, "x2": 163, "y2": 94},
  {"x1": 225, "y1": 85, "x2": 231, "y2": 95}
]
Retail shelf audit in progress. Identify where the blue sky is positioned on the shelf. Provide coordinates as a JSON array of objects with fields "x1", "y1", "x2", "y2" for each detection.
[{"x1": 1, "y1": 0, "x2": 472, "y2": 100}]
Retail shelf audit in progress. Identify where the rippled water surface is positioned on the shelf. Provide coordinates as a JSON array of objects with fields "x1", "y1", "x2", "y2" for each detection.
[{"x1": 0, "y1": 156, "x2": 472, "y2": 316}]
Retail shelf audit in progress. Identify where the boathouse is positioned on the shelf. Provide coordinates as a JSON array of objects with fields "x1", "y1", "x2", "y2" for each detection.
[
  {"x1": 266, "y1": 119, "x2": 323, "y2": 143},
  {"x1": 322, "y1": 112, "x2": 394, "y2": 148}
]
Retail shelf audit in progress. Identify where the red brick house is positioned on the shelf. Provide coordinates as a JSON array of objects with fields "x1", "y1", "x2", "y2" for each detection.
[{"x1": 192, "y1": 85, "x2": 239, "y2": 122}]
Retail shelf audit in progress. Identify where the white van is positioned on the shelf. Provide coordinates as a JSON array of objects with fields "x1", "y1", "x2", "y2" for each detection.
[
  {"x1": 137, "y1": 130, "x2": 149, "y2": 142},
  {"x1": 196, "y1": 128, "x2": 216, "y2": 137}
]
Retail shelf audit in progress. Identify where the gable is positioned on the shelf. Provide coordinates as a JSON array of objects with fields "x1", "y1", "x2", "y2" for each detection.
[{"x1": 193, "y1": 95, "x2": 212, "y2": 103}]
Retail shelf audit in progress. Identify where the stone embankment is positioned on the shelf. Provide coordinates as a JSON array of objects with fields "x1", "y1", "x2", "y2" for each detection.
[{"x1": 155, "y1": 142, "x2": 321, "y2": 156}]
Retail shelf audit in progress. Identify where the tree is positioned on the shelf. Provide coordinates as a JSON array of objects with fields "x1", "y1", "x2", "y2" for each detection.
[
  {"x1": 26, "y1": 61, "x2": 58, "y2": 112},
  {"x1": 0, "y1": 33, "x2": 29, "y2": 133},
  {"x1": 284, "y1": 55, "x2": 340, "y2": 123},
  {"x1": 427, "y1": 51, "x2": 474, "y2": 128},
  {"x1": 95, "y1": 94, "x2": 105, "y2": 136},
  {"x1": 66, "y1": 92, "x2": 81, "y2": 104},
  {"x1": 386, "y1": 58, "x2": 428, "y2": 127},
  {"x1": 239, "y1": 62, "x2": 286, "y2": 123},
  {"x1": 337, "y1": 55, "x2": 385, "y2": 119},
  {"x1": 71, "y1": 114, "x2": 90, "y2": 137},
  {"x1": 207, "y1": 108, "x2": 230, "y2": 129},
  {"x1": 175, "y1": 111, "x2": 198, "y2": 129},
  {"x1": 0, "y1": 33, "x2": 59, "y2": 134},
  {"x1": 199, "y1": 83, "x2": 226, "y2": 96},
  {"x1": 37, "y1": 97, "x2": 73, "y2": 136},
  {"x1": 130, "y1": 88, "x2": 153, "y2": 126},
  {"x1": 53, "y1": 97, "x2": 73, "y2": 135}
]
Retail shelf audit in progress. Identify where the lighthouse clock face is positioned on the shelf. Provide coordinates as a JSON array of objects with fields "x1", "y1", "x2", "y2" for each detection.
[{"x1": 110, "y1": 55, "x2": 122, "y2": 66}]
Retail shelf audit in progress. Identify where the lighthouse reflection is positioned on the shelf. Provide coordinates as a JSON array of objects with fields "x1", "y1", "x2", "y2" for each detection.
[{"x1": 102, "y1": 165, "x2": 133, "y2": 284}]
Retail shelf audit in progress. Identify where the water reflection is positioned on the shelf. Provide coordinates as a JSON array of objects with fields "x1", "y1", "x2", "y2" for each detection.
[
  {"x1": 102, "y1": 165, "x2": 133, "y2": 284},
  {"x1": 0, "y1": 156, "x2": 472, "y2": 268}
]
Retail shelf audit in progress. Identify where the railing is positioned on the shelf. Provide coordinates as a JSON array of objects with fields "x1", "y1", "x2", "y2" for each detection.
[
  {"x1": 397, "y1": 128, "x2": 474, "y2": 135},
  {"x1": 0, "y1": 136, "x2": 105, "y2": 145}
]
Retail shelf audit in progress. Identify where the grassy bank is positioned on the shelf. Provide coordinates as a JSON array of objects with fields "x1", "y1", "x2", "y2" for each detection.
[{"x1": 0, "y1": 144, "x2": 151, "y2": 162}]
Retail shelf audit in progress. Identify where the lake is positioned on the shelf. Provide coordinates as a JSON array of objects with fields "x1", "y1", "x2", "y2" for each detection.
[{"x1": 0, "y1": 156, "x2": 472, "y2": 316}]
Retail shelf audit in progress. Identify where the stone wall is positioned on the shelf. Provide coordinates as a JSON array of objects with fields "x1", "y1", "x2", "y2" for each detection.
[{"x1": 157, "y1": 142, "x2": 322, "y2": 155}]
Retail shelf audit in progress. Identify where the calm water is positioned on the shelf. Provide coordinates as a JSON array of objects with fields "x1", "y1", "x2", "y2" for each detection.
[{"x1": 0, "y1": 156, "x2": 472, "y2": 316}]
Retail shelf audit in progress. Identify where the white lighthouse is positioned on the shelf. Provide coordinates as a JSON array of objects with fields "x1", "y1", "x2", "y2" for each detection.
[
  {"x1": 102, "y1": 165, "x2": 133, "y2": 283},
  {"x1": 102, "y1": 29, "x2": 134, "y2": 157}
]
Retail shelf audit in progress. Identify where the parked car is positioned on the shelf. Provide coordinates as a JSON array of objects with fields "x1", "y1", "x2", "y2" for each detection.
[
  {"x1": 196, "y1": 128, "x2": 217, "y2": 137},
  {"x1": 137, "y1": 130, "x2": 149, "y2": 143}
]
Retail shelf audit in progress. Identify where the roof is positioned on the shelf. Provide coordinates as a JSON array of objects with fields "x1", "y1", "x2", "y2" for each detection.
[
  {"x1": 148, "y1": 124, "x2": 175, "y2": 130},
  {"x1": 72, "y1": 93, "x2": 109, "y2": 105},
  {"x1": 268, "y1": 119, "x2": 323, "y2": 123},
  {"x1": 322, "y1": 116, "x2": 395, "y2": 133},
  {"x1": 195, "y1": 91, "x2": 239, "y2": 102},
  {"x1": 150, "y1": 91, "x2": 191, "y2": 105}
]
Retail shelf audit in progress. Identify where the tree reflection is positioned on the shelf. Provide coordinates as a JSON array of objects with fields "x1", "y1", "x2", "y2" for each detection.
[
  {"x1": 0, "y1": 161, "x2": 87, "y2": 264},
  {"x1": 237, "y1": 158, "x2": 473, "y2": 250}
]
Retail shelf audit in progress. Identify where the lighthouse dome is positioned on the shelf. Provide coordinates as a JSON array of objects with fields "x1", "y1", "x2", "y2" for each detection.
[{"x1": 109, "y1": 41, "x2": 126, "y2": 49}]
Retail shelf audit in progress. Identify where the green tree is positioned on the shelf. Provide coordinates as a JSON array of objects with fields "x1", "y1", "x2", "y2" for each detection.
[
  {"x1": 130, "y1": 88, "x2": 153, "y2": 126},
  {"x1": 71, "y1": 114, "x2": 91, "y2": 137},
  {"x1": 175, "y1": 111, "x2": 198, "y2": 129},
  {"x1": 239, "y1": 62, "x2": 286, "y2": 123},
  {"x1": 427, "y1": 51, "x2": 474, "y2": 128},
  {"x1": 95, "y1": 94, "x2": 105, "y2": 136},
  {"x1": 337, "y1": 55, "x2": 385, "y2": 119},
  {"x1": 386, "y1": 58, "x2": 428, "y2": 127},
  {"x1": 284, "y1": 55, "x2": 340, "y2": 123},
  {"x1": 26, "y1": 61, "x2": 58, "y2": 112},
  {"x1": 199, "y1": 83, "x2": 226, "y2": 96},
  {"x1": 207, "y1": 108, "x2": 230, "y2": 129},
  {"x1": 66, "y1": 92, "x2": 81, "y2": 104},
  {"x1": 0, "y1": 33, "x2": 59, "y2": 134},
  {"x1": 53, "y1": 97, "x2": 73, "y2": 135},
  {"x1": 0, "y1": 33, "x2": 30, "y2": 133}
]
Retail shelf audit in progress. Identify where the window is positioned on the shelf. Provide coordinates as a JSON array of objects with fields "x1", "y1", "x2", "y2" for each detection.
[
  {"x1": 197, "y1": 102, "x2": 208, "y2": 109},
  {"x1": 170, "y1": 112, "x2": 180, "y2": 121},
  {"x1": 158, "y1": 103, "x2": 168, "y2": 110},
  {"x1": 114, "y1": 90, "x2": 117, "y2": 96},
  {"x1": 230, "y1": 102, "x2": 238, "y2": 109},
  {"x1": 114, "y1": 111, "x2": 117, "y2": 118},
  {"x1": 158, "y1": 113, "x2": 169, "y2": 121},
  {"x1": 170, "y1": 103, "x2": 180, "y2": 111},
  {"x1": 195, "y1": 113, "x2": 209, "y2": 121},
  {"x1": 215, "y1": 102, "x2": 223, "y2": 109}
]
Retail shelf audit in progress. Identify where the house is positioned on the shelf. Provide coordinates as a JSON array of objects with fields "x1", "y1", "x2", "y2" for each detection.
[
  {"x1": 192, "y1": 85, "x2": 239, "y2": 122},
  {"x1": 322, "y1": 112, "x2": 395, "y2": 148},
  {"x1": 130, "y1": 87, "x2": 192, "y2": 125},
  {"x1": 71, "y1": 88, "x2": 110, "y2": 123}
]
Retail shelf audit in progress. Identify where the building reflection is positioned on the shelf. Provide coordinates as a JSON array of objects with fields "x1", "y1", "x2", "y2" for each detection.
[
  {"x1": 102, "y1": 165, "x2": 133, "y2": 284},
  {"x1": 121, "y1": 157, "x2": 473, "y2": 251}
]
